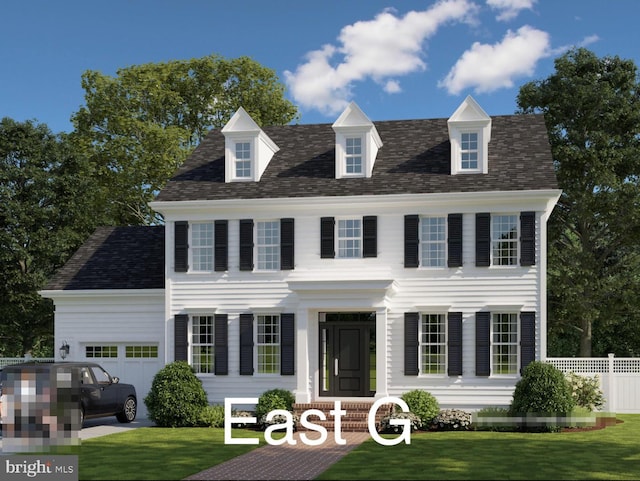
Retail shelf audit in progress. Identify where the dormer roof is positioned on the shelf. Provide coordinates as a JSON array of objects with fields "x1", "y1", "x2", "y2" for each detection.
[
  {"x1": 447, "y1": 95, "x2": 492, "y2": 175},
  {"x1": 221, "y1": 107, "x2": 279, "y2": 182},
  {"x1": 332, "y1": 102, "x2": 382, "y2": 178},
  {"x1": 447, "y1": 95, "x2": 492, "y2": 137}
]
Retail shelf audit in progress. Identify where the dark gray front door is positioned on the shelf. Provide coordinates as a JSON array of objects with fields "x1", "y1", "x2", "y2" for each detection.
[{"x1": 319, "y1": 313, "x2": 375, "y2": 397}]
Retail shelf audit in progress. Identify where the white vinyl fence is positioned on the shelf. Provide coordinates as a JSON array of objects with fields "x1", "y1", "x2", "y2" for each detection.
[{"x1": 546, "y1": 354, "x2": 640, "y2": 414}]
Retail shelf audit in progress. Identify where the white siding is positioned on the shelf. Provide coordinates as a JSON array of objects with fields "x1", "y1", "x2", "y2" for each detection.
[
  {"x1": 48, "y1": 290, "x2": 164, "y2": 417},
  {"x1": 160, "y1": 192, "x2": 554, "y2": 409}
]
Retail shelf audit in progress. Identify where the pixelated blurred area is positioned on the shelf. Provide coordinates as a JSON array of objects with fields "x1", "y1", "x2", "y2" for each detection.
[{"x1": 1, "y1": 363, "x2": 81, "y2": 453}]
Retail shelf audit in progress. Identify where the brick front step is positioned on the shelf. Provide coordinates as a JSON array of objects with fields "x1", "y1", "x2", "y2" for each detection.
[{"x1": 293, "y1": 401, "x2": 394, "y2": 432}]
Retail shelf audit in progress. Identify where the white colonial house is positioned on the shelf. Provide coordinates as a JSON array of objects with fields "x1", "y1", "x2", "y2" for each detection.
[{"x1": 40, "y1": 96, "x2": 560, "y2": 418}]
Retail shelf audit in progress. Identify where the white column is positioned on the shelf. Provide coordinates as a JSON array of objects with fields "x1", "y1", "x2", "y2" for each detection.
[
  {"x1": 295, "y1": 308, "x2": 311, "y2": 403},
  {"x1": 375, "y1": 308, "x2": 389, "y2": 398}
]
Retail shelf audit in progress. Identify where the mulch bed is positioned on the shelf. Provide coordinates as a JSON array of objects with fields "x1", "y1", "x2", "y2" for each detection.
[{"x1": 561, "y1": 416, "x2": 621, "y2": 433}]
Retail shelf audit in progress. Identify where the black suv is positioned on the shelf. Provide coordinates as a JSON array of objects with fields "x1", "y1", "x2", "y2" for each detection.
[{"x1": 0, "y1": 361, "x2": 137, "y2": 426}]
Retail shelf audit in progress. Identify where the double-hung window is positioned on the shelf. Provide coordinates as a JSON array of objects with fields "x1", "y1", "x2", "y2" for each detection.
[
  {"x1": 421, "y1": 314, "x2": 446, "y2": 374},
  {"x1": 235, "y1": 141, "x2": 252, "y2": 179},
  {"x1": 257, "y1": 221, "x2": 280, "y2": 270},
  {"x1": 460, "y1": 132, "x2": 478, "y2": 170},
  {"x1": 492, "y1": 313, "x2": 518, "y2": 375},
  {"x1": 337, "y1": 219, "x2": 361, "y2": 258},
  {"x1": 345, "y1": 137, "x2": 363, "y2": 175},
  {"x1": 192, "y1": 315, "x2": 214, "y2": 374},
  {"x1": 421, "y1": 216, "x2": 446, "y2": 267},
  {"x1": 257, "y1": 314, "x2": 280, "y2": 374},
  {"x1": 492, "y1": 215, "x2": 518, "y2": 266},
  {"x1": 191, "y1": 223, "x2": 214, "y2": 271}
]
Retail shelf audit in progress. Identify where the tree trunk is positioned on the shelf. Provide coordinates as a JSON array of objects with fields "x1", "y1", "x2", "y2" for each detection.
[{"x1": 579, "y1": 317, "x2": 592, "y2": 357}]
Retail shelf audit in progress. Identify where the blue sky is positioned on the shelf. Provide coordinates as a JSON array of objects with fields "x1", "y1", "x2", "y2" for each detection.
[{"x1": 1, "y1": 0, "x2": 638, "y2": 134}]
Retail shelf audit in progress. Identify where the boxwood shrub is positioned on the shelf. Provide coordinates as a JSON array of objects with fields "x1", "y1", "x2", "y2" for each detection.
[{"x1": 144, "y1": 361, "x2": 208, "y2": 427}]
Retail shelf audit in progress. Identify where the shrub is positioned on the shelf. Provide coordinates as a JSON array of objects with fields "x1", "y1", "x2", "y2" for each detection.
[
  {"x1": 431, "y1": 409, "x2": 472, "y2": 431},
  {"x1": 400, "y1": 389, "x2": 440, "y2": 425},
  {"x1": 510, "y1": 361, "x2": 575, "y2": 416},
  {"x1": 144, "y1": 361, "x2": 208, "y2": 427},
  {"x1": 379, "y1": 411, "x2": 422, "y2": 433},
  {"x1": 197, "y1": 404, "x2": 225, "y2": 428},
  {"x1": 509, "y1": 361, "x2": 575, "y2": 432},
  {"x1": 255, "y1": 388, "x2": 296, "y2": 428},
  {"x1": 566, "y1": 372, "x2": 606, "y2": 411}
]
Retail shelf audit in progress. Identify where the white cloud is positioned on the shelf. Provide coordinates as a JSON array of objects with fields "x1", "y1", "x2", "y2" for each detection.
[
  {"x1": 549, "y1": 34, "x2": 600, "y2": 57},
  {"x1": 486, "y1": 0, "x2": 536, "y2": 21},
  {"x1": 383, "y1": 80, "x2": 402, "y2": 94},
  {"x1": 284, "y1": 0, "x2": 479, "y2": 115},
  {"x1": 438, "y1": 25, "x2": 550, "y2": 95}
]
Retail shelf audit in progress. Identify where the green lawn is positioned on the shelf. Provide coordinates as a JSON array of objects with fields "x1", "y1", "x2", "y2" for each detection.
[
  {"x1": 35, "y1": 415, "x2": 640, "y2": 480},
  {"x1": 318, "y1": 414, "x2": 640, "y2": 480}
]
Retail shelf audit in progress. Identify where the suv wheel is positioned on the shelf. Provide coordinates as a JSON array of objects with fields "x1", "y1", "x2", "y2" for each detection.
[{"x1": 116, "y1": 396, "x2": 137, "y2": 423}]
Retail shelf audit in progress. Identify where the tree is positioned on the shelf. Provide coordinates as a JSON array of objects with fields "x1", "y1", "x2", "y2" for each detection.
[
  {"x1": 517, "y1": 48, "x2": 640, "y2": 356},
  {"x1": 0, "y1": 118, "x2": 99, "y2": 356},
  {"x1": 72, "y1": 54, "x2": 299, "y2": 225}
]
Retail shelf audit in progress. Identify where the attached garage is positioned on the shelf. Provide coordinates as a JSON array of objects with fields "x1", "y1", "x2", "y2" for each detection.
[
  {"x1": 39, "y1": 226, "x2": 167, "y2": 420},
  {"x1": 80, "y1": 343, "x2": 162, "y2": 418}
]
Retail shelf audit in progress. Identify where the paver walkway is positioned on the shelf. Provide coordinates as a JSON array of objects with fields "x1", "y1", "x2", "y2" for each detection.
[{"x1": 184, "y1": 431, "x2": 370, "y2": 480}]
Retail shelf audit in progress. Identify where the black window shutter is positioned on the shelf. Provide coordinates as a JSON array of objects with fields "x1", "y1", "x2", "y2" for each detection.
[
  {"x1": 174, "y1": 314, "x2": 188, "y2": 362},
  {"x1": 280, "y1": 218, "x2": 295, "y2": 270},
  {"x1": 448, "y1": 312, "x2": 463, "y2": 376},
  {"x1": 404, "y1": 312, "x2": 419, "y2": 375},
  {"x1": 476, "y1": 312, "x2": 491, "y2": 376},
  {"x1": 239, "y1": 313, "x2": 254, "y2": 375},
  {"x1": 448, "y1": 213, "x2": 463, "y2": 267},
  {"x1": 280, "y1": 313, "x2": 295, "y2": 375},
  {"x1": 214, "y1": 314, "x2": 228, "y2": 375},
  {"x1": 363, "y1": 216, "x2": 378, "y2": 258},
  {"x1": 475, "y1": 213, "x2": 491, "y2": 267},
  {"x1": 320, "y1": 217, "x2": 335, "y2": 258},
  {"x1": 520, "y1": 211, "x2": 536, "y2": 266},
  {"x1": 239, "y1": 219, "x2": 254, "y2": 271},
  {"x1": 215, "y1": 220, "x2": 228, "y2": 272},
  {"x1": 174, "y1": 221, "x2": 189, "y2": 272},
  {"x1": 404, "y1": 215, "x2": 419, "y2": 268},
  {"x1": 520, "y1": 312, "x2": 536, "y2": 374}
]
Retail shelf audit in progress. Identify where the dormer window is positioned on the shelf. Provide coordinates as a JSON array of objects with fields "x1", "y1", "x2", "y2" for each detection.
[
  {"x1": 222, "y1": 107, "x2": 279, "y2": 183},
  {"x1": 333, "y1": 102, "x2": 382, "y2": 179},
  {"x1": 448, "y1": 96, "x2": 491, "y2": 175},
  {"x1": 345, "y1": 137, "x2": 363, "y2": 175},
  {"x1": 234, "y1": 141, "x2": 252, "y2": 178},
  {"x1": 460, "y1": 132, "x2": 479, "y2": 170}
]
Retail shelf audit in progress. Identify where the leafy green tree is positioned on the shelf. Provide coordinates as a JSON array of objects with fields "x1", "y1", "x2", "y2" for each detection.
[
  {"x1": 0, "y1": 118, "x2": 99, "y2": 356},
  {"x1": 517, "y1": 48, "x2": 640, "y2": 356},
  {"x1": 72, "y1": 54, "x2": 299, "y2": 225}
]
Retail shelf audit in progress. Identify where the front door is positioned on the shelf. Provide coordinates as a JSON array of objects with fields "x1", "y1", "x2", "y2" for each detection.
[{"x1": 319, "y1": 312, "x2": 375, "y2": 397}]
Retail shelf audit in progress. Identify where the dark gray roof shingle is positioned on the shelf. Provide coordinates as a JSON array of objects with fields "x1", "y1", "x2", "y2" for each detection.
[
  {"x1": 155, "y1": 114, "x2": 557, "y2": 202},
  {"x1": 44, "y1": 226, "x2": 165, "y2": 290}
]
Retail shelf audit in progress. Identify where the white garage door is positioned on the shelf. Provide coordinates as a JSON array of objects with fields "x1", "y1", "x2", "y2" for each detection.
[{"x1": 81, "y1": 343, "x2": 163, "y2": 419}]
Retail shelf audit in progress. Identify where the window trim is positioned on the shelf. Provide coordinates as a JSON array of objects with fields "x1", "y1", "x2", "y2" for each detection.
[
  {"x1": 419, "y1": 313, "x2": 447, "y2": 376},
  {"x1": 490, "y1": 214, "x2": 519, "y2": 267},
  {"x1": 460, "y1": 131, "x2": 479, "y2": 171},
  {"x1": 490, "y1": 312, "x2": 519, "y2": 377},
  {"x1": 336, "y1": 133, "x2": 367, "y2": 178},
  {"x1": 255, "y1": 220, "x2": 281, "y2": 271},
  {"x1": 190, "y1": 222, "x2": 214, "y2": 272},
  {"x1": 232, "y1": 139, "x2": 254, "y2": 180},
  {"x1": 344, "y1": 136, "x2": 364, "y2": 176},
  {"x1": 420, "y1": 216, "x2": 447, "y2": 268},
  {"x1": 190, "y1": 314, "x2": 215, "y2": 374},
  {"x1": 336, "y1": 217, "x2": 363, "y2": 259},
  {"x1": 255, "y1": 313, "x2": 281, "y2": 375}
]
